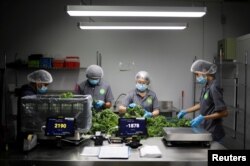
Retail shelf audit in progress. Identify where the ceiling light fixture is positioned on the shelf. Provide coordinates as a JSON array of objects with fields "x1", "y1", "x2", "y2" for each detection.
[
  {"x1": 67, "y1": 5, "x2": 206, "y2": 17},
  {"x1": 78, "y1": 22, "x2": 187, "y2": 30}
]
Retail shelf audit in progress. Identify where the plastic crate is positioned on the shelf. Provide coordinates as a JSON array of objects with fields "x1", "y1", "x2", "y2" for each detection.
[
  {"x1": 53, "y1": 59, "x2": 65, "y2": 69},
  {"x1": 28, "y1": 60, "x2": 40, "y2": 68},
  {"x1": 20, "y1": 95, "x2": 93, "y2": 134},
  {"x1": 40, "y1": 57, "x2": 52, "y2": 68},
  {"x1": 65, "y1": 56, "x2": 80, "y2": 69}
]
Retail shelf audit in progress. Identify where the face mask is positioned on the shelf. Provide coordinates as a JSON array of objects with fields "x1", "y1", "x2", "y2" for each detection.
[
  {"x1": 196, "y1": 75, "x2": 207, "y2": 84},
  {"x1": 88, "y1": 79, "x2": 99, "y2": 85},
  {"x1": 37, "y1": 85, "x2": 48, "y2": 94},
  {"x1": 136, "y1": 83, "x2": 148, "y2": 92}
]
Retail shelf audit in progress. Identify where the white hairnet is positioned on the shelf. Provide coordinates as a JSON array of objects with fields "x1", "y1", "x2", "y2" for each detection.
[
  {"x1": 86, "y1": 65, "x2": 104, "y2": 79},
  {"x1": 135, "y1": 71, "x2": 150, "y2": 84},
  {"x1": 27, "y1": 69, "x2": 53, "y2": 83},
  {"x1": 190, "y1": 59, "x2": 217, "y2": 74}
]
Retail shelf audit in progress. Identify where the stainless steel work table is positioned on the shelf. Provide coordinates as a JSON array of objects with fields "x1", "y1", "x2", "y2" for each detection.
[{"x1": 0, "y1": 137, "x2": 226, "y2": 166}]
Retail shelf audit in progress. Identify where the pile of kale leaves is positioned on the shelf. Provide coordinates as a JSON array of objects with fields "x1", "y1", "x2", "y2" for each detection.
[{"x1": 89, "y1": 106, "x2": 191, "y2": 137}]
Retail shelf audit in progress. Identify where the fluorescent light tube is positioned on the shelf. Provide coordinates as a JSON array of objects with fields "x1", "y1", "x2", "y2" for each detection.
[
  {"x1": 79, "y1": 22, "x2": 187, "y2": 30},
  {"x1": 67, "y1": 6, "x2": 206, "y2": 17}
]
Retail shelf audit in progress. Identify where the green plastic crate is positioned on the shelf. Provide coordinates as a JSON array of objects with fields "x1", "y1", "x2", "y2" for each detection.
[{"x1": 28, "y1": 60, "x2": 40, "y2": 68}]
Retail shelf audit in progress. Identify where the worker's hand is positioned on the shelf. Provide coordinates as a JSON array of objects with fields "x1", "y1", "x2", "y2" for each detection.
[
  {"x1": 94, "y1": 100, "x2": 105, "y2": 109},
  {"x1": 128, "y1": 103, "x2": 136, "y2": 108},
  {"x1": 177, "y1": 110, "x2": 187, "y2": 119},
  {"x1": 191, "y1": 114, "x2": 204, "y2": 127},
  {"x1": 143, "y1": 110, "x2": 153, "y2": 118}
]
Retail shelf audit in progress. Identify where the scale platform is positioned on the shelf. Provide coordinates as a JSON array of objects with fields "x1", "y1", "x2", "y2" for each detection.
[{"x1": 163, "y1": 127, "x2": 212, "y2": 147}]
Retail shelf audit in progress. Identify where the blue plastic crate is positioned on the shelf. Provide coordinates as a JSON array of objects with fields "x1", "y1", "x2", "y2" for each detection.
[{"x1": 40, "y1": 57, "x2": 52, "y2": 68}]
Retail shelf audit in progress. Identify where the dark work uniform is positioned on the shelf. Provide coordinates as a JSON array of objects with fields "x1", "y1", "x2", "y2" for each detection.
[
  {"x1": 77, "y1": 80, "x2": 114, "y2": 109},
  {"x1": 122, "y1": 89, "x2": 160, "y2": 112},
  {"x1": 17, "y1": 84, "x2": 37, "y2": 130},
  {"x1": 16, "y1": 84, "x2": 37, "y2": 149},
  {"x1": 199, "y1": 79, "x2": 227, "y2": 141},
  {"x1": 19, "y1": 84, "x2": 37, "y2": 97}
]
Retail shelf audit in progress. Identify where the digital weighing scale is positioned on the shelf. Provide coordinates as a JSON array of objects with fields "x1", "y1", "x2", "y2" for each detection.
[{"x1": 162, "y1": 127, "x2": 212, "y2": 147}]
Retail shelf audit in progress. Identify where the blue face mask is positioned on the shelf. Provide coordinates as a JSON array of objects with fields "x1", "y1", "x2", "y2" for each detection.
[
  {"x1": 196, "y1": 75, "x2": 207, "y2": 84},
  {"x1": 136, "y1": 83, "x2": 148, "y2": 92},
  {"x1": 88, "y1": 79, "x2": 99, "y2": 85},
  {"x1": 38, "y1": 85, "x2": 48, "y2": 94}
]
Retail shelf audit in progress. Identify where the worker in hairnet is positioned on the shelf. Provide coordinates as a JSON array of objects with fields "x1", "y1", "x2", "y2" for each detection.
[
  {"x1": 177, "y1": 59, "x2": 228, "y2": 142},
  {"x1": 16, "y1": 69, "x2": 53, "y2": 150},
  {"x1": 19, "y1": 69, "x2": 53, "y2": 97},
  {"x1": 76, "y1": 64, "x2": 114, "y2": 111},
  {"x1": 119, "y1": 71, "x2": 160, "y2": 118}
]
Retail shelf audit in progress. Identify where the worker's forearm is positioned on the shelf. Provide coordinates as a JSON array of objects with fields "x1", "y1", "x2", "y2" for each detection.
[
  {"x1": 186, "y1": 103, "x2": 200, "y2": 113},
  {"x1": 204, "y1": 110, "x2": 228, "y2": 120}
]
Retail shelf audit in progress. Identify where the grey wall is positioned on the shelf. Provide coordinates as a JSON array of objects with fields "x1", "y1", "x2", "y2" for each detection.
[{"x1": 1, "y1": 0, "x2": 250, "y2": 110}]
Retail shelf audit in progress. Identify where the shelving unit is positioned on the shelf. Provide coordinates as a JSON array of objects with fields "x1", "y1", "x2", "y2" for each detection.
[
  {"x1": 6, "y1": 66, "x2": 86, "y2": 91},
  {"x1": 7, "y1": 66, "x2": 86, "y2": 70},
  {"x1": 215, "y1": 56, "x2": 239, "y2": 139},
  {"x1": 215, "y1": 50, "x2": 248, "y2": 149}
]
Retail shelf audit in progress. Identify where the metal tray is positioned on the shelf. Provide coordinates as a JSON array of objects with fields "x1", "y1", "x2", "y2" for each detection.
[{"x1": 163, "y1": 127, "x2": 212, "y2": 142}]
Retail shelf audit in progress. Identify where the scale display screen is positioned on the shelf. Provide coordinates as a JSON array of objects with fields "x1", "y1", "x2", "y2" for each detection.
[
  {"x1": 118, "y1": 118, "x2": 147, "y2": 137},
  {"x1": 45, "y1": 117, "x2": 75, "y2": 136}
]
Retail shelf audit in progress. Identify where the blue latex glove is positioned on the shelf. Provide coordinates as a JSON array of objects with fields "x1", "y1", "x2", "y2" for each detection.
[
  {"x1": 177, "y1": 110, "x2": 187, "y2": 119},
  {"x1": 143, "y1": 110, "x2": 153, "y2": 118},
  {"x1": 128, "y1": 103, "x2": 136, "y2": 108},
  {"x1": 191, "y1": 114, "x2": 204, "y2": 127},
  {"x1": 94, "y1": 100, "x2": 105, "y2": 109}
]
